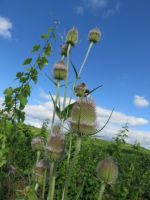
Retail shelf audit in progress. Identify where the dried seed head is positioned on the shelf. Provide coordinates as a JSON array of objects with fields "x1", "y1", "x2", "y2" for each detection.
[
  {"x1": 46, "y1": 133, "x2": 65, "y2": 161},
  {"x1": 35, "y1": 159, "x2": 48, "y2": 176},
  {"x1": 89, "y1": 28, "x2": 101, "y2": 43},
  {"x1": 66, "y1": 27, "x2": 78, "y2": 46},
  {"x1": 53, "y1": 60, "x2": 67, "y2": 80},
  {"x1": 69, "y1": 98, "x2": 97, "y2": 135},
  {"x1": 74, "y1": 83, "x2": 89, "y2": 97},
  {"x1": 96, "y1": 157, "x2": 118, "y2": 185},
  {"x1": 31, "y1": 137, "x2": 44, "y2": 151},
  {"x1": 61, "y1": 43, "x2": 70, "y2": 57}
]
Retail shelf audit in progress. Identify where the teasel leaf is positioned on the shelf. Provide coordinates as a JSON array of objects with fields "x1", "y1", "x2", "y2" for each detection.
[
  {"x1": 70, "y1": 60, "x2": 79, "y2": 80},
  {"x1": 45, "y1": 73, "x2": 57, "y2": 86},
  {"x1": 87, "y1": 84, "x2": 103, "y2": 96}
]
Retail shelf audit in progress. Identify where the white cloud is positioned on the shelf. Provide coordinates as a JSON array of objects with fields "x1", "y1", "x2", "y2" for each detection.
[
  {"x1": 74, "y1": 6, "x2": 84, "y2": 15},
  {"x1": 102, "y1": 0, "x2": 122, "y2": 18},
  {"x1": 134, "y1": 95, "x2": 149, "y2": 108},
  {"x1": 0, "y1": 16, "x2": 12, "y2": 39},
  {"x1": 87, "y1": 0, "x2": 108, "y2": 9},
  {"x1": 0, "y1": 94, "x2": 150, "y2": 149}
]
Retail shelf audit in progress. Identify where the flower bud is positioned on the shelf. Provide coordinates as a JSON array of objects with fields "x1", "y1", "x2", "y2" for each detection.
[
  {"x1": 74, "y1": 83, "x2": 89, "y2": 97},
  {"x1": 35, "y1": 159, "x2": 48, "y2": 176},
  {"x1": 61, "y1": 43, "x2": 70, "y2": 57},
  {"x1": 66, "y1": 27, "x2": 78, "y2": 46},
  {"x1": 31, "y1": 137, "x2": 44, "y2": 151},
  {"x1": 53, "y1": 60, "x2": 67, "y2": 80},
  {"x1": 46, "y1": 133, "x2": 65, "y2": 161},
  {"x1": 96, "y1": 158, "x2": 118, "y2": 185},
  {"x1": 89, "y1": 28, "x2": 101, "y2": 43},
  {"x1": 69, "y1": 98, "x2": 97, "y2": 135}
]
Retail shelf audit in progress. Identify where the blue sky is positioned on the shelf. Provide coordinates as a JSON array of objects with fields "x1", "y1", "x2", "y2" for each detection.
[{"x1": 0, "y1": 0, "x2": 150, "y2": 148}]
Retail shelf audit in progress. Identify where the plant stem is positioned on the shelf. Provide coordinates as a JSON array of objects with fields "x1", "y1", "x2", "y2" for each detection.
[
  {"x1": 42, "y1": 169, "x2": 47, "y2": 199},
  {"x1": 78, "y1": 42, "x2": 93, "y2": 77},
  {"x1": 47, "y1": 161, "x2": 55, "y2": 200},
  {"x1": 62, "y1": 135, "x2": 82, "y2": 200},
  {"x1": 98, "y1": 183, "x2": 106, "y2": 200},
  {"x1": 36, "y1": 151, "x2": 41, "y2": 164},
  {"x1": 50, "y1": 80, "x2": 60, "y2": 131},
  {"x1": 68, "y1": 42, "x2": 94, "y2": 107}
]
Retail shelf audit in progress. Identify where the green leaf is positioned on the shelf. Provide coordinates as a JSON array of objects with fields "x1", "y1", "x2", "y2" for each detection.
[
  {"x1": 31, "y1": 44, "x2": 40, "y2": 52},
  {"x1": 88, "y1": 85, "x2": 103, "y2": 95},
  {"x1": 41, "y1": 33, "x2": 50, "y2": 39},
  {"x1": 37, "y1": 56, "x2": 48, "y2": 70},
  {"x1": 22, "y1": 58, "x2": 32, "y2": 65},
  {"x1": 3, "y1": 87, "x2": 13, "y2": 96},
  {"x1": 61, "y1": 103, "x2": 75, "y2": 120},
  {"x1": 18, "y1": 95, "x2": 27, "y2": 107},
  {"x1": 16, "y1": 72, "x2": 24, "y2": 79},
  {"x1": 44, "y1": 43, "x2": 51, "y2": 56},
  {"x1": 70, "y1": 60, "x2": 79, "y2": 79}
]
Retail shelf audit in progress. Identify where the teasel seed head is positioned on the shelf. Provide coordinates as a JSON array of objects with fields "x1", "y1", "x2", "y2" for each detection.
[
  {"x1": 69, "y1": 98, "x2": 97, "y2": 135},
  {"x1": 53, "y1": 60, "x2": 67, "y2": 80},
  {"x1": 66, "y1": 27, "x2": 78, "y2": 46},
  {"x1": 89, "y1": 28, "x2": 101, "y2": 44},
  {"x1": 46, "y1": 133, "x2": 65, "y2": 161},
  {"x1": 74, "y1": 83, "x2": 89, "y2": 97},
  {"x1": 96, "y1": 157, "x2": 118, "y2": 185},
  {"x1": 61, "y1": 43, "x2": 70, "y2": 57},
  {"x1": 31, "y1": 137, "x2": 44, "y2": 151},
  {"x1": 35, "y1": 159, "x2": 48, "y2": 176}
]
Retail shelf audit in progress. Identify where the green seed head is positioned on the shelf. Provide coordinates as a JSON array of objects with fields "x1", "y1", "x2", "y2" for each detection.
[
  {"x1": 74, "y1": 83, "x2": 89, "y2": 97},
  {"x1": 96, "y1": 157, "x2": 118, "y2": 185},
  {"x1": 61, "y1": 43, "x2": 70, "y2": 57},
  {"x1": 31, "y1": 137, "x2": 44, "y2": 151},
  {"x1": 66, "y1": 27, "x2": 78, "y2": 46},
  {"x1": 69, "y1": 98, "x2": 97, "y2": 135},
  {"x1": 89, "y1": 28, "x2": 101, "y2": 43},
  {"x1": 53, "y1": 60, "x2": 67, "y2": 80},
  {"x1": 46, "y1": 133, "x2": 65, "y2": 161},
  {"x1": 35, "y1": 159, "x2": 48, "y2": 176}
]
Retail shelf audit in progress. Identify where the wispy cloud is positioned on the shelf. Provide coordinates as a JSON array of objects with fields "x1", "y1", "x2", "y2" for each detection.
[
  {"x1": 86, "y1": 0, "x2": 108, "y2": 9},
  {"x1": 0, "y1": 16, "x2": 12, "y2": 39},
  {"x1": 74, "y1": 6, "x2": 84, "y2": 15},
  {"x1": 134, "y1": 95, "x2": 149, "y2": 108},
  {"x1": 102, "y1": 0, "x2": 122, "y2": 18}
]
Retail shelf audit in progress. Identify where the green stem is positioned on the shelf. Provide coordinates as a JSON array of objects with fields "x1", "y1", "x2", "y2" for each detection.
[
  {"x1": 47, "y1": 161, "x2": 55, "y2": 200},
  {"x1": 42, "y1": 169, "x2": 47, "y2": 199},
  {"x1": 68, "y1": 42, "x2": 94, "y2": 107},
  {"x1": 62, "y1": 44, "x2": 71, "y2": 110},
  {"x1": 98, "y1": 183, "x2": 106, "y2": 200},
  {"x1": 51, "y1": 80, "x2": 60, "y2": 131},
  {"x1": 78, "y1": 42, "x2": 93, "y2": 77},
  {"x1": 36, "y1": 151, "x2": 41, "y2": 164},
  {"x1": 62, "y1": 135, "x2": 82, "y2": 200}
]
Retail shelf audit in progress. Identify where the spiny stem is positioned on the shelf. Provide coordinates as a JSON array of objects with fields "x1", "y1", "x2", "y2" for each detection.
[{"x1": 98, "y1": 183, "x2": 106, "y2": 200}]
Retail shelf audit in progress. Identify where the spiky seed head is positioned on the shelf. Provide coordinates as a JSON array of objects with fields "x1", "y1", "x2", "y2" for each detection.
[
  {"x1": 66, "y1": 27, "x2": 78, "y2": 46},
  {"x1": 53, "y1": 60, "x2": 67, "y2": 80},
  {"x1": 46, "y1": 133, "x2": 65, "y2": 161},
  {"x1": 89, "y1": 28, "x2": 101, "y2": 43},
  {"x1": 96, "y1": 157, "x2": 118, "y2": 185},
  {"x1": 74, "y1": 83, "x2": 88, "y2": 97},
  {"x1": 31, "y1": 137, "x2": 44, "y2": 151},
  {"x1": 69, "y1": 98, "x2": 97, "y2": 135},
  {"x1": 35, "y1": 159, "x2": 48, "y2": 176},
  {"x1": 61, "y1": 43, "x2": 70, "y2": 57}
]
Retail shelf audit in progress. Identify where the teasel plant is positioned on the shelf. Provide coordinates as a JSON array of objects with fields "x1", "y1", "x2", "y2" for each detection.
[
  {"x1": 96, "y1": 157, "x2": 118, "y2": 200},
  {"x1": 29, "y1": 26, "x2": 114, "y2": 200}
]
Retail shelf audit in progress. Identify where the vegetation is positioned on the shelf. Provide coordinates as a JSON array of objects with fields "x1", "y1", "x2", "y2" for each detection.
[{"x1": 0, "y1": 26, "x2": 150, "y2": 200}]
